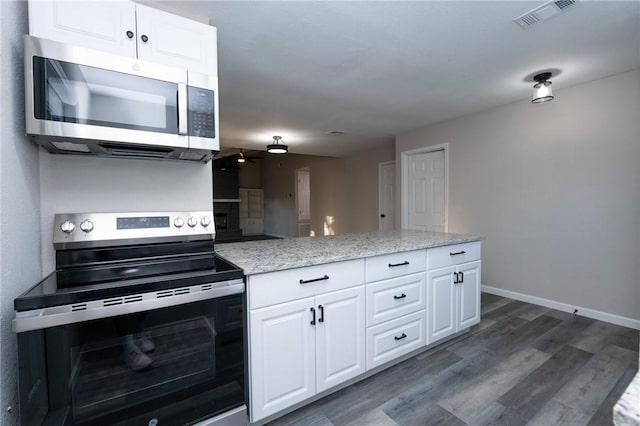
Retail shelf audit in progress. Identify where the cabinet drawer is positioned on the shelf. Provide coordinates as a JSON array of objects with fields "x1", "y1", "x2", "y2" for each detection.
[
  {"x1": 366, "y1": 273, "x2": 425, "y2": 326},
  {"x1": 366, "y1": 311, "x2": 425, "y2": 370},
  {"x1": 248, "y1": 259, "x2": 365, "y2": 309},
  {"x1": 427, "y1": 241, "x2": 481, "y2": 270},
  {"x1": 365, "y1": 249, "x2": 426, "y2": 282}
]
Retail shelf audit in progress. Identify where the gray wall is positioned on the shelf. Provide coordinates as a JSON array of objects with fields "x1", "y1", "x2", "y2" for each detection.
[
  {"x1": 262, "y1": 145, "x2": 395, "y2": 238},
  {"x1": 396, "y1": 69, "x2": 640, "y2": 321},
  {"x1": 0, "y1": 2, "x2": 42, "y2": 424},
  {"x1": 238, "y1": 159, "x2": 262, "y2": 188},
  {"x1": 40, "y1": 152, "x2": 214, "y2": 273}
]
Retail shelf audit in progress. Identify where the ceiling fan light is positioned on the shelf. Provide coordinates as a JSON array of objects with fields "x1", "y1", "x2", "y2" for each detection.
[
  {"x1": 266, "y1": 144, "x2": 288, "y2": 154},
  {"x1": 267, "y1": 136, "x2": 288, "y2": 154}
]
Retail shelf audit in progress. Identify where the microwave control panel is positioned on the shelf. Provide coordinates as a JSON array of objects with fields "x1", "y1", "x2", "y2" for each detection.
[{"x1": 188, "y1": 87, "x2": 215, "y2": 139}]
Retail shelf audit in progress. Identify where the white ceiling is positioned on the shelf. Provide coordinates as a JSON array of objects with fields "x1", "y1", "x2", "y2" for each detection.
[{"x1": 161, "y1": 1, "x2": 640, "y2": 157}]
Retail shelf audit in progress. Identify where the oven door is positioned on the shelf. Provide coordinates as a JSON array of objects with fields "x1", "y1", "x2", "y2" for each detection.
[{"x1": 15, "y1": 280, "x2": 246, "y2": 426}]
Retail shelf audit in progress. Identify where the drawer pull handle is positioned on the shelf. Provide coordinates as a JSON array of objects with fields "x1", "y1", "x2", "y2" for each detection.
[
  {"x1": 388, "y1": 261, "x2": 410, "y2": 268},
  {"x1": 394, "y1": 333, "x2": 407, "y2": 341},
  {"x1": 394, "y1": 293, "x2": 407, "y2": 300},
  {"x1": 300, "y1": 275, "x2": 329, "y2": 285},
  {"x1": 310, "y1": 307, "x2": 316, "y2": 325},
  {"x1": 450, "y1": 250, "x2": 466, "y2": 256}
]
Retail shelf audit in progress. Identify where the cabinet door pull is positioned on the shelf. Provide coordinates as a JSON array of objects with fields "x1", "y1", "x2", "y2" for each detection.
[
  {"x1": 394, "y1": 333, "x2": 407, "y2": 341},
  {"x1": 449, "y1": 250, "x2": 466, "y2": 256},
  {"x1": 318, "y1": 305, "x2": 324, "y2": 323},
  {"x1": 141, "y1": 34, "x2": 149, "y2": 43},
  {"x1": 299, "y1": 275, "x2": 329, "y2": 285},
  {"x1": 310, "y1": 307, "x2": 316, "y2": 325},
  {"x1": 460, "y1": 271, "x2": 464, "y2": 283},
  {"x1": 453, "y1": 272, "x2": 459, "y2": 284},
  {"x1": 388, "y1": 261, "x2": 410, "y2": 268},
  {"x1": 393, "y1": 293, "x2": 407, "y2": 300},
  {"x1": 126, "y1": 30, "x2": 134, "y2": 39}
]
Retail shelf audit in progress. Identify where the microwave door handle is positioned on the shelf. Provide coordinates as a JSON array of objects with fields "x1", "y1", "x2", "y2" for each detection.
[{"x1": 178, "y1": 82, "x2": 188, "y2": 135}]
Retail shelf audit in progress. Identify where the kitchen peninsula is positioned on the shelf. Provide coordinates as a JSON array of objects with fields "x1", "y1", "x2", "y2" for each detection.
[{"x1": 217, "y1": 230, "x2": 483, "y2": 423}]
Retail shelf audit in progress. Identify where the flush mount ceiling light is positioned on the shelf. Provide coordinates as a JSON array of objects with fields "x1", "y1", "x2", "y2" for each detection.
[
  {"x1": 532, "y1": 72, "x2": 555, "y2": 104},
  {"x1": 266, "y1": 135, "x2": 288, "y2": 154}
]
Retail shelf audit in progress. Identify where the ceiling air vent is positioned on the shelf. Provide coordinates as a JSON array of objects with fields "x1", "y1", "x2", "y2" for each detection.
[{"x1": 513, "y1": 0, "x2": 579, "y2": 29}]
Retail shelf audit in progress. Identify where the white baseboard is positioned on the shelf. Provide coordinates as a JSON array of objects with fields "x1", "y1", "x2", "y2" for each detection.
[{"x1": 482, "y1": 285, "x2": 640, "y2": 331}]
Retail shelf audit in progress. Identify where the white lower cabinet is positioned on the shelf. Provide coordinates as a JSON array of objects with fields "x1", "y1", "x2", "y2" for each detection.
[
  {"x1": 249, "y1": 287, "x2": 365, "y2": 421},
  {"x1": 249, "y1": 297, "x2": 316, "y2": 420},
  {"x1": 366, "y1": 310, "x2": 425, "y2": 370},
  {"x1": 427, "y1": 260, "x2": 481, "y2": 344},
  {"x1": 248, "y1": 241, "x2": 482, "y2": 423}
]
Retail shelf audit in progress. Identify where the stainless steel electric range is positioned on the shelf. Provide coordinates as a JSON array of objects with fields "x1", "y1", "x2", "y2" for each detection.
[{"x1": 14, "y1": 211, "x2": 247, "y2": 426}]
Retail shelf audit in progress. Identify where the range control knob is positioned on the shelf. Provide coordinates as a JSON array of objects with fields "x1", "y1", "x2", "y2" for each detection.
[
  {"x1": 79, "y1": 220, "x2": 94, "y2": 233},
  {"x1": 200, "y1": 216, "x2": 211, "y2": 227},
  {"x1": 174, "y1": 217, "x2": 184, "y2": 228},
  {"x1": 60, "y1": 220, "x2": 75, "y2": 234},
  {"x1": 187, "y1": 216, "x2": 198, "y2": 228}
]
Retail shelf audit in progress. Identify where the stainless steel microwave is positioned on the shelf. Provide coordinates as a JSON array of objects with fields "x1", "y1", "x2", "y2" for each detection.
[{"x1": 24, "y1": 35, "x2": 219, "y2": 162}]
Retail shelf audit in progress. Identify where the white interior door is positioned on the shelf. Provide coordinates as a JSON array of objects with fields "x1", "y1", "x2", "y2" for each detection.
[
  {"x1": 406, "y1": 150, "x2": 445, "y2": 231},
  {"x1": 379, "y1": 162, "x2": 395, "y2": 231}
]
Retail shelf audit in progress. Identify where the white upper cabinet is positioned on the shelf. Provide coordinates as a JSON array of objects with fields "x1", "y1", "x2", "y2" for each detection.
[
  {"x1": 28, "y1": 0, "x2": 217, "y2": 75},
  {"x1": 29, "y1": 1, "x2": 137, "y2": 57},
  {"x1": 135, "y1": 3, "x2": 217, "y2": 75}
]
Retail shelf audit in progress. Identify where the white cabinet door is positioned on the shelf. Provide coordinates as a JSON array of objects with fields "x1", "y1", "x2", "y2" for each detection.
[
  {"x1": 29, "y1": 1, "x2": 217, "y2": 74},
  {"x1": 28, "y1": 0, "x2": 137, "y2": 56},
  {"x1": 458, "y1": 261, "x2": 481, "y2": 330},
  {"x1": 427, "y1": 265, "x2": 457, "y2": 344},
  {"x1": 250, "y1": 298, "x2": 316, "y2": 421},
  {"x1": 135, "y1": 3, "x2": 217, "y2": 75},
  {"x1": 315, "y1": 287, "x2": 365, "y2": 393}
]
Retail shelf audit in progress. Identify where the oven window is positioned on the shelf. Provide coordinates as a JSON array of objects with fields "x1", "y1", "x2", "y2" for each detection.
[
  {"x1": 33, "y1": 57, "x2": 179, "y2": 134},
  {"x1": 19, "y1": 295, "x2": 245, "y2": 426}
]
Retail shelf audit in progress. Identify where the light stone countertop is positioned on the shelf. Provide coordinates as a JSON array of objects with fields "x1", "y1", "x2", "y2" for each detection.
[{"x1": 216, "y1": 229, "x2": 483, "y2": 275}]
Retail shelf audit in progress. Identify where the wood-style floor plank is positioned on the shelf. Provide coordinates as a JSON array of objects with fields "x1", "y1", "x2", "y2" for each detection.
[
  {"x1": 266, "y1": 294, "x2": 639, "y2": 426},
  {"x1": 532, "y1": 314, "x2": 595, "y2": 355},
  {"x1": 439, "y1": 347, "x2": 551, "y2": 423},
  {"x1": 496, "y1": 345, "x2": 593, "y2": 422},
  {"x1": 552, "y1": 345, "x2": 637, "y2": 417},
  {"x1": 586, "y1": 365, "x2": 639, "y2": 426}
]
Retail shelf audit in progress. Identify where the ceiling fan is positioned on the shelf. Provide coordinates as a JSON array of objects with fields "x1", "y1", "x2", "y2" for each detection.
[{"x1": 235, "y1": 149, "x2": 265, "y2": 164}]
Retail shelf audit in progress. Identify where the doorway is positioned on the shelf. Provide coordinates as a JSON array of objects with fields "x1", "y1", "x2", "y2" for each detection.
[
  {"x1": 378, "y1": 161, "x2": 395, "y2": 231},
  {"x1": 401, "y1": 144, "x2": 448, "y2": 232}
]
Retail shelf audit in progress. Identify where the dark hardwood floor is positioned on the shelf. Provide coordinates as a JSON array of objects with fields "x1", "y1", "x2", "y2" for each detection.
[{"x1": 268, "y1": 293, "x2": 639, "y2": 426}]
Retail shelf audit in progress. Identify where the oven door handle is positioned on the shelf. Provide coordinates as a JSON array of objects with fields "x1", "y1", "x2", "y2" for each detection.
[{"x1": 13, "y1": 279, "x2": 245, "y2": 333}]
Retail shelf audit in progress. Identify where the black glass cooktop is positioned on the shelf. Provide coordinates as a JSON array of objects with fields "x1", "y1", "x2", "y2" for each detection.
[{"x1": 15, "y1": 254, "x2": 243, "y2": 312}]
